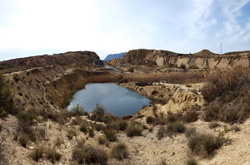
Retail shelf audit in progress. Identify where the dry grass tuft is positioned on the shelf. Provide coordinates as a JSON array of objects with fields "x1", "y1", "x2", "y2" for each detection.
[{"x1": 111, "y1": 143, "x2": 129, "y2": 160}]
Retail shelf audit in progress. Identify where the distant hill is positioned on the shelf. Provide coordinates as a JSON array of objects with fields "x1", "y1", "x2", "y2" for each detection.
[{"x1": 103, "y1": 52, "x2": 127, "y2": 61}]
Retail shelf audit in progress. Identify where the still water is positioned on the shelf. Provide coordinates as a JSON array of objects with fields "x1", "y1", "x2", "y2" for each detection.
[{"x1": 67, "y1": 83, "x2": 151, "y2": 116}]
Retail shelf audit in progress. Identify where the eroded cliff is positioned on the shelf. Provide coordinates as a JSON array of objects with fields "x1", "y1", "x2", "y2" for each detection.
[{"x1": 109, "y1": 49, "x2": 250, "y2": 70}]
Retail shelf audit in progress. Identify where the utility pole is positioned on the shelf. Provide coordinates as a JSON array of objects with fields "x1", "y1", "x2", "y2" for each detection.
[{"x1": 220, "y1": 42, "x2": 222, "y2": 55}]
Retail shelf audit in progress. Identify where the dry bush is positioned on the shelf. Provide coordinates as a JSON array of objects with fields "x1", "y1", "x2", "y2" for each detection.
[
  {"x1": 72, "y1": 145, "x2": 108, "y2": 165},
  {"x1": 187, "y1": 129, "x2": 224, "y2": 157},
  {"x1": 55, "y1": 137, "x2": 63, "y2": 147},
  {"x1": 157, "y1": 126, "x2": 165, "y2": 140},
  {"x1": 46, "y1": 147, "x2": 61, "y2": 163},
  {"x1": 122, "y1": 72, "x2": 203, "y2": 84},
  {"x1": 19, "y1": 133, "x2": 30, "y2": 148},
  {"x1": 209, "y1": 122, "x2": 221, "y2": 129},
  {"x1": 104, "y1": 129, "x2": 117, "y2": 142},
  {"x1": 111, "y1": 143, "x2": 129, "y2": 160},
  {"x1": 87, "y1": 74, "x2": 123, "y2": 83},
  {"x1": 118, "y1": 120, "x2": 128, "y2": 131},
  {"x1": 146, "y1": 116, "x2": 154, "y2": 124},
  {"x1": 67, "y1": 129, "x2": 77, "y2": 140},
  {"x1": 98, "y1": 136, "x2": 107, "y2": 145},
  {"x1": 30, "y1": 146, "x2": 44, "y2": 162},
  {"x1": 202, "y1": 67, "x2": 250, "y2": 102},
  {"x1": 121, "y1": 114, "x2": 133, "y2": 120},
  {"x1": 94, "y1": 124, "x2": 106, "y2": 131},
  {"x1": 126, "y1": 121, "x2": 144, "y2": 137},
  {"x1": 88, "y1": 128, "x2": 95, "y2": 138},
  {"x1": 80, "y1": 123, "x2": 88, "y2": 134},
  {"x1": 182, "y1": 106, "x2": 200, "y2": 123},
  {"x1": 166, "y1": 121, "x2": 186, "y2": 137},
  {"x1": 186, "y1": 157, "x2": 198, "y2": 165},
  {"x1": 0, "y1": 72, "x2": 16, "y2": 118}
]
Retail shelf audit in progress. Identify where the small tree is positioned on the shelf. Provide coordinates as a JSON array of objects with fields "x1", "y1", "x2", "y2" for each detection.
[
  {"x1": 93, "y1": 104, "x2": 106, "y2": 116},
  {"x1": 71, "y1": 104, "x2": 85, "y2": 116}
]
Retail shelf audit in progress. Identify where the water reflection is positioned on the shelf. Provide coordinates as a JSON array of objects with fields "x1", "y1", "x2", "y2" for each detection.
[{"x1": 67, "y1": 83, "x2": 150, "y2": 116}]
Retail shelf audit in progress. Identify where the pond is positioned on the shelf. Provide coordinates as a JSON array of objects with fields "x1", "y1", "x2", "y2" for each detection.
[{"x1": 67, "y1": 83, "x2": 151, "y2": 116}]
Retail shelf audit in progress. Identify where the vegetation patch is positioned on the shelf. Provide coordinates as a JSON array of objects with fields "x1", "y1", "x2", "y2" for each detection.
[
  {"x1": 104, "y1": 129, "x2": 117, "y2": 142},
  {"x1": 46, "y1": 147, "x2": 61, "y2": 163},
  {"x1": 30, "y1": 146, "x2": 44, "y2": 162},
  {"x1": 126, "y1": 121, "x2": 144, "y2": 137},
  {"x1": 202, "y1": 67, "x2": 250, "y2": 123},
  {"x1": 0, "y1": 72, "x2": 16, "y2": 118},
  {"x1": 72, "y1": 145, "x2": 108, "y2": 165},
  {"x1": 186, "y1": 129, "x2": 224, "y2": 157},
  {"x1": 111, "y1": 143, "x2": 129, "y2": 160}
]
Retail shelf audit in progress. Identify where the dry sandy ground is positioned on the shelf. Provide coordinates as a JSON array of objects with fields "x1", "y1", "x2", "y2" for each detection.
[{"x1": 1, "y1": 114, "x2": 250, "y2": 165}]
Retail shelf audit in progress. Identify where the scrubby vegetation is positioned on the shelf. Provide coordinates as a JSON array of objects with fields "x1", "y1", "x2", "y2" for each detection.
[
  {"x1": 71, "y1": 104, "x2": 86, "y2": 116},
  {"x1": 86, "y1": 72, "x2": 204, "y2": 84},
  {"x1": 46, "y1": 147, "x2": 61, "y2": 163},
  {"x1": 111, "y1": 143, "x2": 129, "y2": 160},
  {"x1": 104, "y1": 129, "x2": 117, "y2": 141},
  {"x1": 186, "y1": 157, "x2": 198, "y2": 165},
  {"x1": 186, "y1": 129, "x2": 224, "y2": 157},
  {"x1": 202, "y1": 67, "x2": 250, "y2": 123},
  {"x1": 30, "y1": 146, "x2": 44, "y2": 162},
  {"x1": 0, "y1": 72, "x2": 16, "y2": 118},
  {"x1": 72, "y1": 144, "x2": 108, "y2": 165},
  {"x1": 126, "y1": 121, "x2": 144, "y2": 137}
]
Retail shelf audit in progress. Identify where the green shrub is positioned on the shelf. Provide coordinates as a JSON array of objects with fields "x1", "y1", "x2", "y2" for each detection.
[
  {"x1": 146, "y1": 116, "x2": 154, "y2": 124},
  {"x1": 93, "y1": 104, "x2": 106, "y2": 116},
  {"x1": 72, "y1": 145, "x2": 108, "y2": 165},
  {"x1": 126, "y1": 121, "x2": 144, "y2": 137},
  {"x1": 104, "y1": 129, "x2": 117, "y2": 142},
  {"x1": 71, "y1": 104, "x2": 85, "y2": 116},
  {"x1": 80, "y1": 123, "x2": 88, "y2": 134},
  {"x1": 111, "y1": 143, "x2": 129, "y2": 160},
  {"x1": 0, "y1": 123, "x2": 2, "y2": 132},
  {"x1": 46, "y1": 148, "x2": 61, "y2": 163},
  {"x1": 30, "y1": 146, "x2": 44, "y2": 162}
]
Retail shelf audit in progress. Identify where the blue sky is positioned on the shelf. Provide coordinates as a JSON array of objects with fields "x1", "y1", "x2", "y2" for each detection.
[{"x1": 0, "y1": 0, "x2": 250, "y2": 61}]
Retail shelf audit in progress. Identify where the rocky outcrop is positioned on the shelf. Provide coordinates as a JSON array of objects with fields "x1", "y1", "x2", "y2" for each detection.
[
  {"x1": 112, "y1": 49, "x2": 250, "y2": 69},
  {"x1": 0, "y1": 51, "x2": 103, "y2": 73}
]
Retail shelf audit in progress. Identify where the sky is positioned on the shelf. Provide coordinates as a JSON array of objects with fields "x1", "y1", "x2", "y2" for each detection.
[{"x1": 0, "y1": 0, "x2": 250, "y2": 61}]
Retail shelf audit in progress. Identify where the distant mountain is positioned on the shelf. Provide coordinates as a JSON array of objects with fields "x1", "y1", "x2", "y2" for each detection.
[{"x1": 103, "y1": 52, "x2": 127, "y2": 61}]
